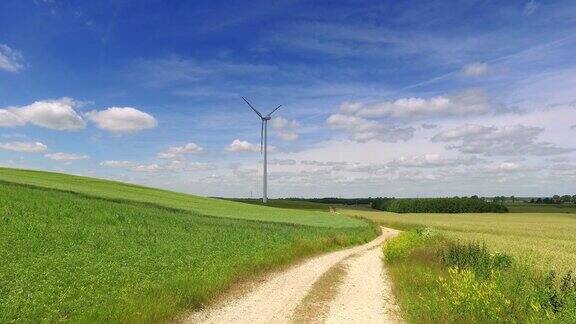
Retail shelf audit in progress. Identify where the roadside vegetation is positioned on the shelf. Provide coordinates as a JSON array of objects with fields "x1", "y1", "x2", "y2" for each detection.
[
  {"x1": 383, "y1": 229, "x2": 576, "y2": 323},
  {"x1": 372, "y1": 197, "x2": 508, "y2": 213},
  {"x1": 344, "y1": 208, "x2": 576, "y2": 271},
  {"x1": 0, "y1": 169, "x2": 376, "y2": 322}
]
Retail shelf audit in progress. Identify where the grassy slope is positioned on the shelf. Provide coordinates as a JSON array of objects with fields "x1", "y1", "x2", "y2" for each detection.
[
  {"x1": 342, "y1": 208, "x2": 576, "y2": 271},
  {"x1": 0, "y1": 174, "x2": 376, "y2": 322},
  {"x1": 0, "y1": 168, "x2": 363, "y2": 228},
  {"x1": 230, "y1": 198, "x2": 331, "y2": 211}
]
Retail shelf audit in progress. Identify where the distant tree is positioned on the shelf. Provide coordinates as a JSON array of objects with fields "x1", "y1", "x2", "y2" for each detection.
[
  {"x1": 553, "y1": 195, "x2": 561, "y2": 203},
  {"x1": 573, "y1": 195, "x2": 576, "y2": 204},
  {"x1": 511, "y1": 195, "x2": 516, "y2": 203},
  {"x1": 536, "y1": 198, "x2": 543, "y2": 203},
  {"x1": 530, "y1": 198, "x2": 535, "y2": 203},
  {"x1": 471, "y1": 195, "x2": 479, "y2": 199},
  {"x1": 561, "y1": 195, "x2": 572, "y2": 203}
]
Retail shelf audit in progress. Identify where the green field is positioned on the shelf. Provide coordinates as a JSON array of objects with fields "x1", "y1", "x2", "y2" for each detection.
[
  {"x1": 342, "y1": 208, "x2": 576, "y2": 271},
  {"x1": 230, "y1": 198, "x2": 331, "y2": 211},
  {"x1": 0, "y1": 168, "x2": 363, "y2": 228},
  {"x1": 0, "y1": 168, "x2": 375, "y2": 322},
  {"x1": 506, "y1": 202, "x2": 576, "y2": 214}
]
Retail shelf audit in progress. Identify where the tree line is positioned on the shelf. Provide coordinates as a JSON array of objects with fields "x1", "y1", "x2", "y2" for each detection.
[
  {"x1": 372, "y1": 197, "x2": 509, "y2": 213},
  {"x1": 529, "y1": 195, "x2": 576, "y2": 204}
]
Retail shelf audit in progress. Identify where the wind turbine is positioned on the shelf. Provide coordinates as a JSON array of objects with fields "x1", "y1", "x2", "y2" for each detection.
[{"x1": 242, "y1": 97, "x2": 282, "y2": 204}]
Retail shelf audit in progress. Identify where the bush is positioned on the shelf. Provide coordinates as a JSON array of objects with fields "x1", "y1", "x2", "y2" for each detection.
[
  {"x1": 441, "y1": 242, "x2": 513, "y2": 279},
  {"x1": 382, "y1": 230, "x2": 429, "y2": 263},
  {"x1": 372, "y1": 197, "x2": 508, "y2": 213}
]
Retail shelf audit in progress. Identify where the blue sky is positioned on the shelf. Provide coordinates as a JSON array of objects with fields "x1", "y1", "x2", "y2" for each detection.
[{"x1": 1, "y1": 0, "x2": 575, "y2": 197}]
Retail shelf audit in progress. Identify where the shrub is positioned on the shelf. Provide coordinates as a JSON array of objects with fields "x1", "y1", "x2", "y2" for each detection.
[
  {"x1": 440, "y1": 242, "x2": 513, "y2": 279},
  {"x1": 372, "y1": 197, "x2": 508, "y2": 213}
]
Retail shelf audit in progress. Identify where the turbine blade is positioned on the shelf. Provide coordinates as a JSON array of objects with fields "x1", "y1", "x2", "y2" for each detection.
[
  {"x1": 242, "y1": 97, "x2": 263, "y2": 118},
  {"x1": 267, "y1": 105, "x2": 282, "y2": 117},
  {"x1": 260, "y1": 121, "x2": 264, "y2": 154}
]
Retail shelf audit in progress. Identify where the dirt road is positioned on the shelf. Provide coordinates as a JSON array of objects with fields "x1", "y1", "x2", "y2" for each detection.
[{"x1": 183, "y1": 227, "x2": 401, "y2": 324}]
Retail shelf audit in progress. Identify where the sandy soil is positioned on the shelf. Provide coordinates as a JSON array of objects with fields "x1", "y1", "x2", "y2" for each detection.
[{"x1": 183, "y1": 227, "x2": 400, "y2": 324}]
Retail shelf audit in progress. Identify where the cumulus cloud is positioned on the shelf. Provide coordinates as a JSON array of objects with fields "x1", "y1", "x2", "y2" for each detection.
[
  {"x1": 158, "y1": 142, "x2": 203, "y2": 159},
  {"x1": 337, "y1": 89, "x2": 492, "y2": 119},
  {"x1": 326, "y1": 114, "x2": 414, "y2": 142},
  {"x1": 45, "y1": 152, "x2": 89, "y2": 161},
  {"x1": 461, "y1": 62, "x2": 489, "y2": 77},
  {"x1": 0, "y1": 44, "x2": 25, "y2": 73},
  {"x1": 87, "y1": 107, "x2": 157, "y2": 133},
  {"x1": 0, "y1": 98, "x2": 85, "y2": 130},
  {"x1": 0, "y1": 110, "x2": 24, "y2": 126},
  {"x1": 0, "y1": 141, "x2": 47, "y2": 152},
  {"x1": 271, "y1": 117, "x2": 300, "y2": 141},
  {"x1": 432, "y1": 124, "x2": 575, "y2": 156},
  {"x1": 226, "y1": 139, "x2": 261, "y2": 152}
]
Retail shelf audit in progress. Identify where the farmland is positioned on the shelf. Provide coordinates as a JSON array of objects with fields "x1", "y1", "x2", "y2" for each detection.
[
  {"x1": 230, "y1": 198, "x2": 331, "y2": 211},
  {"x1": 337, "y1": 207, "x2": 576, "y2": 322},
  {"x1": 343, "y1": 208, "x2": 576, "y2": 271},
  {"x1": 0, "y1": 169, "x2": 375, "y2": 322},
  {"x1": 0, "y1": 168, "x2": 363, "y2": 228}
]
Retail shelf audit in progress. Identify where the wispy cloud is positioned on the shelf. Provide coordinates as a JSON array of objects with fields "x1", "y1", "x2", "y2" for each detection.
[{"x1": 0, "y1": 44, "x2": 25, "y2": 73}]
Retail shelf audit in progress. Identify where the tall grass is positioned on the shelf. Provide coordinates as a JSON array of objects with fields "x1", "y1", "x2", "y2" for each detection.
[
  {"x1": 0, "y1": 181, "x2": 376, "y2": 322},
  {"x1": 383, "y1": 230, "x2": 576, "y2": 323}
]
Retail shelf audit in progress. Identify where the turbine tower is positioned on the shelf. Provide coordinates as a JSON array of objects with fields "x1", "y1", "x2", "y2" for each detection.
[{"x1": 242, "y1": 97, "x2": 282, "y2": 203}]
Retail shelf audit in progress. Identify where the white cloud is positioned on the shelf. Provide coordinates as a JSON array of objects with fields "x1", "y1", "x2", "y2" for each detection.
[
  {"x1": 461, "y1": 62, "x2": 489, "y2": 77},
  {"x1": 226, "y1": 139, "x2": 261, "y2": 152},
  {"x1": 100, "y1": 160, "x2": 135, "y2": 168},
  {"x1": 87, "y1": 107, "x2": 157, "y2": 134},
  {"x1": 45, "y1": 152, "x2": 89, "y2": 161},
  {"x1": 17, "y1": 98, "x2": 86, "y2": 130},
  {"x1": 571, "y1": 124, "x2": 576, "y2": 130},
  {"x1": 338, "y1": 89, "x2": 492, "y2": 119},
  {"x1": 99, "y1": 159, "x2": 211, "y2": 173},
  {"x1": 0, "y1": 141, "x2": 47, "y2": 153},
  {"x1": 388, "y1": 154, "x2": 484, "y2": 168},
  {"x1": 270, "y1": 158, "x2": 297, "y2": 165},
  {"x1": 131, "y1": 163, "x2": 163, "y2": 173},
  {"x1": 432, "y1": 124, "x2": 574, "y2": 156},
  {"x1": 0, "y1": 98, "x2": 85, "y2": 130},
  {"x1": 271, "y1": 117, "x2": 300, "y2": 141},
  {"x1": 326, "y1": 114, "x2": 414, "y2": 142},
  {"x1": 0, "y1": 44, "x2": 25, "y2": 73},
  {"x1": 158, "y1": 142, "x2": 203, "y2": 159},
  {"x1": 0, "y1": 110, "x2": 25, "y2": 126}
]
